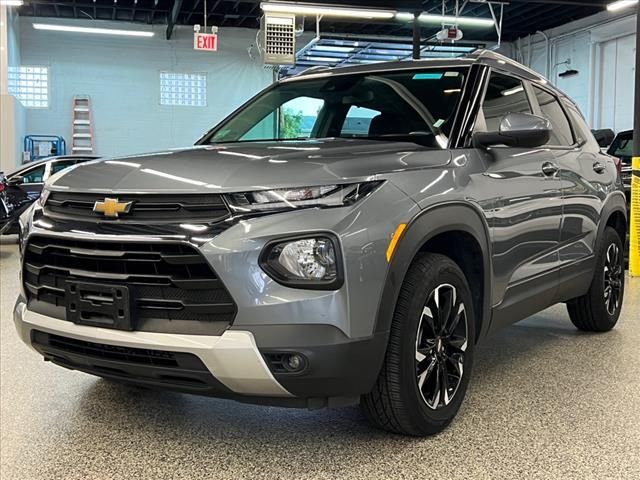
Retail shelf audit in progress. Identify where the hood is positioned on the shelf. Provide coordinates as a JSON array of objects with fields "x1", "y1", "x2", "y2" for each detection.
[{"x1": 49, "y1": 138, "x2": 451, "y2": 193}]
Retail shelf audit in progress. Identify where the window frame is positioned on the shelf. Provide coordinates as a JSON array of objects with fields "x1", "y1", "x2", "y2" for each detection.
[
  {"x1": 528, "y1": 82, "x2": 580, "y2": 150},
  {"x1": 470, "y1": 66, "x2": 582, "y2": 151},
  {"x1": 471, "y1": 68, "x2": 535, "y2": 148},
  {"x1": 11, "y1": 162, "x2": 49, "y2": 185}
]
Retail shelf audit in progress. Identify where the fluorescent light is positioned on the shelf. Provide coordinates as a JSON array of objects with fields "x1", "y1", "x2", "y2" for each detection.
[
  {"x1": 32, "y1": 23, "x2": 154, "y2": 37},
  {"x1": 397, "y1": 12, "x2": 494, "y2": 27},
  {"x1": 395, "y1": 12, "x2": 416, "y2": 21},
  {"x1": 501, "y1": 86, "x2": 524, "y2": 96},
  {"x1": 1, "y1": 0, "x2": 24, "y2": 6},
  {"x1": 607, "y1": 0, "x2": 638, "y2": 11},
  {"x1": 261, "y1": 2, "x2": 395, "y2": 19}
]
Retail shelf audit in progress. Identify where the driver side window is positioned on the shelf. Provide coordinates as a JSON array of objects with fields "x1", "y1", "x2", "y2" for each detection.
[{"x1": 476, "y1": 73, "x2": 532, "y2": 133}]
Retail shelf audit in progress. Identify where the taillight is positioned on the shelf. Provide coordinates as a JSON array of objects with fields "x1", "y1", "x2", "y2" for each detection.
[{"x1": 612, "y1": 157, "x2": 622, "y2": 176}]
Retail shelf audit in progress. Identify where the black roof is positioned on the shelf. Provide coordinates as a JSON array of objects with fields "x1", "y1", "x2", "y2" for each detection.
[{"x1": 17, "y1": 1, "x2": 609, "y2": 42}]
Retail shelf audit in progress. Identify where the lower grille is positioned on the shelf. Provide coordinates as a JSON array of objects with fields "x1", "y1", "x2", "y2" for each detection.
[
  {"x1": 35, "y1": 332, "x2": 183, "y2": 368},
  {"x1": 31, "y1": 330, "x2": 232, "y2": 394},
  {"x1": 24, "y1": 235, "x2": 236, "y2": 335}
]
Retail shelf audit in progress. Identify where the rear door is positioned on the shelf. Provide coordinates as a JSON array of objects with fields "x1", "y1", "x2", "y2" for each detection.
[
  {"x1": 534, "y1": 89, "x2": 614, "y2": 296},
  {"x1": 472, "y1": 71, "x2": 562, "y2": 328}
]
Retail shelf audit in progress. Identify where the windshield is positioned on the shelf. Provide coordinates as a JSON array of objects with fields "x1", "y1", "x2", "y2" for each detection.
[
  {"x1": 204, "y1": 67, "x2": 468, "y2": 148},
  {"x1": 607, "y1": 131, "x2": 632, "y2": 160}
]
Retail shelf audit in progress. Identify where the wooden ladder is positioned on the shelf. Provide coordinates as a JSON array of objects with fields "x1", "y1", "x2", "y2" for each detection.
[{"x1": 71, "y1": 96, "x2": 94, "y2": 155}]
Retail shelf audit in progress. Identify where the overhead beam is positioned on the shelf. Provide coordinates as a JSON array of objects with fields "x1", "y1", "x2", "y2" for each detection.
[{"x1": 166, "y1": 0, "x2": 184, "y2": 40}]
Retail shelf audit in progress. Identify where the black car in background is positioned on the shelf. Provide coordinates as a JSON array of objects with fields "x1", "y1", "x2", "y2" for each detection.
[
  {"x1": 607, "y1": 130, "x2": 633, "y2": 203},
  {"x1": 0, "y1": 155, "x2": 98, "y2": 234}
]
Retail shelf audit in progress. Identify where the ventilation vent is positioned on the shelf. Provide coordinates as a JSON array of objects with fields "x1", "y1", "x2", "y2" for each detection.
[{"x1": 262, "y1": 13, "x2": 296, "y2": 65}]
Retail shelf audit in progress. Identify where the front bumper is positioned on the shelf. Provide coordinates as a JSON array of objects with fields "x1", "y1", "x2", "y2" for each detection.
[
  {"x1": 14, "y1": 298, "x2": 291, "y2": 398},
  {"x1": 14, "y1": 298, "x2": 387, "y2": 408}
]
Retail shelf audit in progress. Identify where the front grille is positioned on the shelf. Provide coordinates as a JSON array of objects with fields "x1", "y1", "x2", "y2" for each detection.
[
  {"x1": 45, "y1": 192, "x2": 229, "y2": 223},
  {"x1": 24, "y1": 235, "x2": 236, "y2": 334}
]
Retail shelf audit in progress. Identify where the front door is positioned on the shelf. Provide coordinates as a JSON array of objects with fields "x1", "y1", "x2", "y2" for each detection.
[{"x1": 472, "y1": 70, "x2": 562, "y2": 329}]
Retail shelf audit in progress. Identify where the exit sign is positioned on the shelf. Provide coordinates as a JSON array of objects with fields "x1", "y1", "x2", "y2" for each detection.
[{"x1": 194, "y1": 32, "x2": 217, "y2": 52}]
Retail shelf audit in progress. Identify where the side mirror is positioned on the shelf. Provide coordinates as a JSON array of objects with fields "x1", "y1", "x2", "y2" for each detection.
[
  {"x1": 7, "y1": 175, "x2": 24, "y2": 186},
  {"x1": 473, "y1": 112, "x2": 551, "y2": 149},
  {"x1": 591, "y1": 129, "x2": 615, "y2": 148}
]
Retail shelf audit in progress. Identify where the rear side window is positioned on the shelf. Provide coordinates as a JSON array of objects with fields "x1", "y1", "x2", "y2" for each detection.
[
  {"x1": 532, "y1": 86, "x2": 574, "y2": 146},
  {"x1": 51, "y1": 160, "x2": 77, "y2": 174},
  {"x1": 562, "y1": 101, "x2": 590, "y2": 145},
  {"x1": 608, "y1": 132, "x2": 633, "y2": 158},
  {"x1": 477, "y1": 72, "x2": 532, "y2": 132}
]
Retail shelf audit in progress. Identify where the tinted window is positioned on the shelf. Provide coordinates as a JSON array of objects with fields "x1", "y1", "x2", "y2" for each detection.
[
  {"x1": 478, "y1": 73, "x2": 531, "y2": 132},
  {"x1": 51, "y1": 160, "x2": 77, "y2": 174},
  {"x1": 18, "y1": 165, "x2": 46, "y2": 183},
  {"x1": 532, "y1": 86, "x2": 574, "y2": 146},
  {"x1": 607, "y1": 132, "x2": 633, "y2": 159}
]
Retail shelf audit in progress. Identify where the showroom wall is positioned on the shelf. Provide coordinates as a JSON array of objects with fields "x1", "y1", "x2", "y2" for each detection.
[
  {"x1": 510, "y1": 9, "x2": 636, "y2": 132},
  {"x1": 17, "y1": 18, "x2": 273, "y2": 158},
  {"x1": 1, "y1": 7, "x2": 26, "y2": 173}
]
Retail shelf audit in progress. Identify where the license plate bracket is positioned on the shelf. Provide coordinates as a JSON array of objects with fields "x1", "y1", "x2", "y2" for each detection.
[{"x1": 65, "y1": 281, "x2": 133, "y2": 331}]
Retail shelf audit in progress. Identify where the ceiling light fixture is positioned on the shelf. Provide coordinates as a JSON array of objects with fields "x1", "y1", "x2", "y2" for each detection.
[
  {"x1": 606, "y1": 0, "x2": 638, "y2": 11},
  {"x1": 1, "y1": 0, "x2": 24, "y2": 6},
  {"x1": 260, "y1": 2, "x2": 396, "y2": 19},
  {"x1": 501, "y1": 85, "x2": 524, "y2": 96},
  {"x1": 396, "y1": 12, "x2": 494, "y2": 27},
  {"x1": 32, "y1": 23, "x2": 155, "y2": 37}
]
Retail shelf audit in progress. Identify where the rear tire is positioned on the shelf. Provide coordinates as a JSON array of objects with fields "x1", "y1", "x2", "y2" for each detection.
[
  {"x1": 361, "y1": 253, "x2": 475, "y2": 436},
  {"x1": 567, "y1": 227, "x2": 625, "y2": 332}
]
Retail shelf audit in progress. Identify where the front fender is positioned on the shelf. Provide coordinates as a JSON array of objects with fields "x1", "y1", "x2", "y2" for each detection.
[{"x1": 372, "y1": 201, "x2": 492, "y2": 342}]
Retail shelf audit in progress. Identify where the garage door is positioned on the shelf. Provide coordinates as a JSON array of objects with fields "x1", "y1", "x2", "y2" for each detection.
[{"x1": 597, "y1": 33, "x2": 636, "y2": 133}]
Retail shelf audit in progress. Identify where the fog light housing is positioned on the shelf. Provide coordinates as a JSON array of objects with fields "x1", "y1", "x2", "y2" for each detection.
[
  {"x1": 260, "y1": 234, "x2": 343, "y2": 290},
  {"x1": 263, "y1": 352, "x2": 308, "y2": 374}
]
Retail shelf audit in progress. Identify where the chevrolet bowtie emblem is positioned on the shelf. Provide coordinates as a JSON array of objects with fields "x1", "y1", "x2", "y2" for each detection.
[{"x1": 93, "y1": 198, "x2": 133, "y2": 218}]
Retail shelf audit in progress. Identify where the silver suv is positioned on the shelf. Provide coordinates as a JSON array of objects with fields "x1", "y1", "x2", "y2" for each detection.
[{"x1": 14, "y1": 51, "x2": 627, "y2": 436}]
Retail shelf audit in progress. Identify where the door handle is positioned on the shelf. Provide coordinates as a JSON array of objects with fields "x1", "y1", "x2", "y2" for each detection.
[
  {"x1": 593, "y1": 161, "x2": 606, "y2": 174},
  {"x1": 541, "y1": 162, "x2": 559, "y2": 176}
]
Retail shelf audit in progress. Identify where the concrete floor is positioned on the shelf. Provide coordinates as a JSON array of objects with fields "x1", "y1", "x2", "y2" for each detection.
[{"x1": 1, "y1": 237, "x2": 639, "y2": 480}]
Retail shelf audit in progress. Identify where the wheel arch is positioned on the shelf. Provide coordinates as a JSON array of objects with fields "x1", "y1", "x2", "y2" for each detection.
[
  {"x1": 599, "y1": 192, "x2": 628, "y2": 244},
  {"x1": 373, "y1": 202, "x2": 492, "y2": 344}
]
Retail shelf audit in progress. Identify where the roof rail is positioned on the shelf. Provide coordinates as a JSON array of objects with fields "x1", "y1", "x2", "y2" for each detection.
[{"x1": 294, "y1": 65, "x2": 333, "y2": 77}]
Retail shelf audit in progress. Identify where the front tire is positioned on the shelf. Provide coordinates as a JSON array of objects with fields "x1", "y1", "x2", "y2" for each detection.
[
  {"x1": 566, "y1": 227, "x2": 625, "y2": 332},
  {"x1": 361, "y1": 253, "x2": 476, "y2": 436}
]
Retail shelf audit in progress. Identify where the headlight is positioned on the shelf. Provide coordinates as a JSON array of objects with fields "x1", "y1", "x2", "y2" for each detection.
[
  {"x1": 226, "y1": 181, "x2": 382, "y2": 212},
  {"x1": 260, "y1": 235, "x2": 343, "y2": 290}
]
